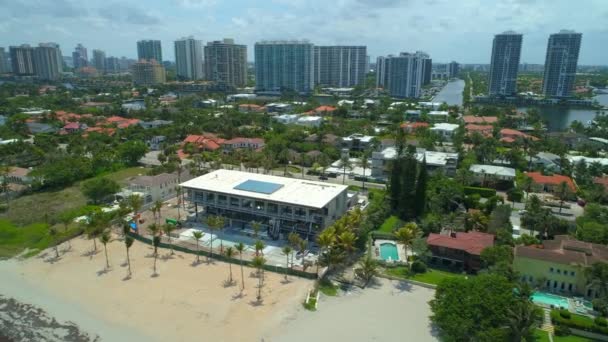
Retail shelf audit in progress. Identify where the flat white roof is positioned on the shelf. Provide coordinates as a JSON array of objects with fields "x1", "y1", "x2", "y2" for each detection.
[
  {"x1": 590, "y1": 137, "x2": 608, "y2": 145},
  {"x1": 431, "y1": 123, "x2": 459, "y2": 131},
  {"x1": 180, "y1": 169, "x2": 347, "y2": 209},
  {"x1": 469, "y1": 164, "x2": 516, "y2": 177},
  {"x1": 428, "y1": 111, "x2": 449, "y2": 116}
]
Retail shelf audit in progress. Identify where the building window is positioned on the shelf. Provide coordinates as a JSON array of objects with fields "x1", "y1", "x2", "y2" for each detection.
[
  {"x1": 546, "y1": 280, "x2": 551, "y2": 288},
  {"x1": 561, "y1": 282, "x2": 565, "y2": 290},
  {"x1": 207, "y1": 193, "x2": 214, "y2": 202},
  {"x1": 568, "y1": 283, "x2": 573, "y2": 292},
  {"x1": 550, "y1": 267, "x2": 554, "y2": 273},
  {"x1": 556, "y1": 269, "x2": 561, "y2": 274},
  {"x1": 553, "y1": 281, "x2": 558, "y2": 289},
  {"x1": 570, "y1": 271, "x2": 575, "y2": 277}
]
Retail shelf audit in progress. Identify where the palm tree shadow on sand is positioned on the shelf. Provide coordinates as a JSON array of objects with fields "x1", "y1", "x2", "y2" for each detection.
[{"x1": 96, "y1": 268, "x2": 111, "y2": 276}]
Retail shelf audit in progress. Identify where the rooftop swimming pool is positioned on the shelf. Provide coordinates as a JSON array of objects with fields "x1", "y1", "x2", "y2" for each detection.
[
  {"x1": 379, "y1": 243, "x2": 399, "y2": 262},
  {"x1": 531, "y1": 292, "x2": 569, "y2": 309}
]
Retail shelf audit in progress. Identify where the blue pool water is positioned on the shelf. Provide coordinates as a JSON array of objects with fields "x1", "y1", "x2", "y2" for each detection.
[
  {"x1": 531, "y1": 292, "x2": 569, "y2": 309},
  {"x1": 379, "y1": 243, "x2": 399, "y2": 261}
]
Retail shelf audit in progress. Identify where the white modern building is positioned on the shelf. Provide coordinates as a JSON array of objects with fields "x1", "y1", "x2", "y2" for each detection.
[
  {"x1": 174, "y1": 37, "x2": 204, "y2": 80},
  {"x1": 275, "y1": 114, "x2": 299, "y2": 125},
  {"x1": 430, "y1": 123, "x2": 459, "y2": 141},
  {"x1": 341, "y1": 133, "x2": 376, "y2": 151},
  {"x1": 181, "y1": 170, "x2": 349, "y2": 239},
  {"x1": 469, "y1": 164, "x2": 516, "y2": 184},
  {"x1": 371, "y1": 147, "x2": 458, "y2": 178},
  {"x1": 428, "y1": 111, "x2": 449, "y2": 122},
  {"x1": 296, "y1": 116, "x2": 323, "y2": 127}
]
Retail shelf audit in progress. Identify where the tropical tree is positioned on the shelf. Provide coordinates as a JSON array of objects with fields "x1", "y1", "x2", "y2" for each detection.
[
  {"x1": 148, "y1": 223, "x2": 160, "y2": 256},
  {"x1": 394, "y1": 223, "x2": 420, "y2": 266},
  {"x1": 506, "y1": 299, "x2": 538, "y2": 341},
  {"x1": 224, "y1": 247, "x2": 236, "y2": 284},
  {"x1": 288, "y1": 232, "x2": 301, "y2": 266},
  {"x1": 360, "y1": 152, "x2": 370, "y2": 190},
  {"x1": 192, "y1": 231, "x2": 203, "y2": 264},
  {"x1": 235, "y1": 242, "x2": 246, "y2": 290},
  {"x1": 153, "y1": 200, "x2": 163, "y2": 224},
  {"x1": 127, "y1": 194, "x2": 143, "y2": 231},
  {"x1": 254, "y1": 239, "x2": 265, "y2": 257},
  {"x1": 281, "y1": 246, "x2": 293, "y2": 280},
  {"x1": 206, "y1": 215, "x2": 225, "y2": 257},
  {"x1": 339, "y1": 154, "x2": 352, "y2": 185},
  {"x1": 163, "y1": 223, "x2": 176, "y2": 255},
  {"x1": 252, "y1": 256, "x2": 267, "y2": 301},
  {"x1": 125, "y1": 236, "x2": 134, "y2": 276},
  {"x1": 175, "y1": 187, "x2": 182, "y2": 221},
  {"x1": 556, "y1": 181, "x2": 569, "y2": 214},
  {"x1": 100, "y1": 230, "x2": 111, "y2": 269},
  {"x1": 519, "y1": 175, "x2": 533, "y2": 200},
  {"x1": 251, "y1": 221, "x2": 261, "y2": 239},
  {"x1": 355, "y1": 256, "x2": 379, "y2": 287},
  {"x1": 152, "y1": 236, "x2": 161, "y2": 275},
  {"x1": 317, "y1": 228, "x2": 336, "y2": 272},
  {"x1": 48, "y1": 225, "x2": 60, "y2": 258},
  {"x1": 586, "y1": 262, "x2": 608, "y2": 300}
]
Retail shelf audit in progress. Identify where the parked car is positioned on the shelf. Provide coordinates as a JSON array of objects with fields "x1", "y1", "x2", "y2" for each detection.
[{"x1": 319, "y1": 175, "x2": 328, "y2": 180}]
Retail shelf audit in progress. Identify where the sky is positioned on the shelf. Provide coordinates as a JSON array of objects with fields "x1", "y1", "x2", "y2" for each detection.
[{"x1": 0, "y1": 0, "x2": 606, "y2": 65}]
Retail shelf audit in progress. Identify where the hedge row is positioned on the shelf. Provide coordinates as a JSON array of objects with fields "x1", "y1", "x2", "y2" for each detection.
[
  {"x1": 370, "y1": 231, "x2": 396, "y2": 240},
  {"x1": 464, "y1": 186, "x2": 497, "y2": 198},
  {"x1": 127, "y1": 232, "x2": 317, "y2": 280},
  {"x1": 551, "y1": 310, "x2": 608, "y2": 336}
]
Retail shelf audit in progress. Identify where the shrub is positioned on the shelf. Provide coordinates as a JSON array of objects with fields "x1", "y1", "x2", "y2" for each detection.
[
  {"x1": 559, "y1": 309, "x2": 571, "y2": 319},
  {"x1": 464, "y1": 186, "x2": 497, "y2": 198},
  {"x1": 596, "y1": 316, "x2": 608, "y2": 327},
  {"x1": 411, "y1": 260, "x2": 427, "y2": 274},
  {"x1": 554, "y1": 324, "x2": 571, "y2": 336},
  {"x1": 506, "y1": 188, "x2": 523, "y2": 202}
]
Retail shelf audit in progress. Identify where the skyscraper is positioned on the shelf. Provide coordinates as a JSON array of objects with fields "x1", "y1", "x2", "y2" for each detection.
[
  {"x1": 488, "y1": 31, "x2": 522, "y2": 96},
  {"x1": 542, "y1": 30, "x2": 582, "y2": 98},
  {"x1": 375, "y1": 55, "x2": 391, "y2": 88},
  {"x1": 203, "y1": 38, "x2": 247, "y2": 87},
  {"x1": 174, "y1": 37, "x2": 203, "y2": 80},
  {"x1": 313, "y1": 46, "x2": 367, "y2": 87},
  {"x1": 38, "y1": 43, "x2": 63, "y2": 72},
  {"x1": 9, "y1": 45, "x2": 35, "y2": 75},
  {"x1": 448, "y1": 61, "x2": 460, "y2": 78},
  {"x1": 105, "y1": 56, "x2": 120, "y2": 73},
  {"x1": 131, "y1": 59, "x2": 166, "y2": 85},
  {"x1": 92, "y1": 49, "x2": 106, "y2": 73},
  {"x1": 137, "y1": 40, "x2": 163, "y2": 63},
  {"x1": 0, "y1": 47, "x2": 8, "y2": 73},
  {"x1": 33, "y1": 44, "x2": 62, "y2": 80},
  {"x1": 381, "y1": 52, "x2": 426, "y2": 98},
  {"x1": 418, "y1": 51, "x2": 432, "y2": 85},
  {"x1": 254, "y1": 40, "x2": 314, "y2": 94},
  {"x1": 72, "y1": 43, "x2": 88, "y2": 69}
]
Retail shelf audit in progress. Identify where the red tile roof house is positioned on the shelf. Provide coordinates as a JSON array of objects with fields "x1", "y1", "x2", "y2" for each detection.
[
  {"x1": 238, "y1": 104, "x2": 265, "y2": 113},
  {"x1": 465, "y1": 124, "x2": 493, "y2": 137},
  {"x1": 525, "y1": 172, "x2": 577, "y2": 199},
  {"x1": 593, "y1": 176, "x2": 608, "y2": 190},
  {"x1": 499, "y1": 128, "x2": 539, "y2": 144},
  {"x1": 462, "y1": 115, "x2": 498, "y2": 124},
  {"x1": 62, "y1": 122, "x2": 88, "y2": 134},
  {"x1": 401, "y1": 121, "x2": 429, "y2": 133},
  {"x1": 312, "y1": 106, "x2": 337, "y2": 116},
  {"x1": 105, "y1": 116, "x2": 141, "y2": 129},
  {"x1": 221, "y1": 137, "x2": 265, "y2": 153},
  {"x1": 182, "y1": 134, "x2": 225, "y2": 152},
  {"x1": 426, "y1": 231, "x2": 495, "y2": 272}
]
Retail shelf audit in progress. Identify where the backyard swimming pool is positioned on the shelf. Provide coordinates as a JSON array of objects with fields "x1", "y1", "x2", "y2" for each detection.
[
  {"x1": 531, "y1": 292, "x2": 569, "y2": 309},
  {"x1": 379, "y1": 243, "x2": 399, "y2": 261}
]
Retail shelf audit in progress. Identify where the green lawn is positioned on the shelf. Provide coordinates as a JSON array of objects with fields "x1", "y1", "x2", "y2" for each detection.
[
  {"x1": 318, "y1": 279, "x2": 339, "y2": 296},
  {"x1": 554, "y1": 335, "x2": 595, "y2": 342},
  {"x1": 378, "y1": 215, "x2": 400, "y2": 233},
  {"x1": 0, "y1": 167, "x2": 143, "y2": 226},
  {"x1": 0, "y1": 219, "x2": 82, "y2": 259},
  {"x1": 534, "y1": 329, "x2": 550, "y2": 342},
  {"x1": 384, "y1": 266, "x2": 469, "y2": 286}
]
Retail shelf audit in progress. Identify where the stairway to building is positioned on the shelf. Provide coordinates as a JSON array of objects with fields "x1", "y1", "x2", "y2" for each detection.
[{"x1": 540, "y1": 309, "x2": 555, "y2": 338}]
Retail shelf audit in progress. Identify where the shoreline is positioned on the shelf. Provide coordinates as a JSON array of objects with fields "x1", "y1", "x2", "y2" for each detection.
[{"x1": 0, "y1": 236, "x2": 312, "y2": 342}]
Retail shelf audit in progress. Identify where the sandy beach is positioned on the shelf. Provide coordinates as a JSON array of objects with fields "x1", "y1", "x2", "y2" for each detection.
[
  {"x1": 0, "y1": 235, "x2": 312, "y2": 342},
  {"x1": 271, "y1": 278, "x2": 439, "y2": 342}
]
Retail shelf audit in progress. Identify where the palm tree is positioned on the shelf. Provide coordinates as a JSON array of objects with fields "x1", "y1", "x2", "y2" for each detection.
[
  {"x1": 153, "y1": 200, "x2": 163, "y2": 224},
  {"x1": 86, "y1": 224, "x2": 101, "y2": 252},
  {"x1": 152, "y1": 236, "x2": 161, "y2": 275},
  {"x1": 339, "y1": 231, "x2": 357, "y2": 255},
  {"x1": 251, "y1": 221, "x2": 261, "y2": 239},
  {"x1": 585, "y1": 262, "x2": 608, "y2": 299},
  {"x1": 254, "y1": 239, "x2": 265, "y2": 257},
  {"x1": 519, "y1": 175, "x2": 533, "y2": 200},
  {"x1": 360, "y1": 152, "x2": 370, "y2": 190},
  {"x1": 163, "y1": 224, "x2": 176, "y2": 255},
  {"x1": 235, "y1": 242, "x2": 246, "y2": 290},
  {"x1": 557, "y1": 181, "x2": 569, "y2": 214},
  {"x1": 506, "y1": 300, "x2": 538, "y2": 341},
  {"x1": 125, "y1": 236, "x2": 134, "y2": 276},
  {"x1": 281, "y1": 246, "x2": 292, "y2": 280},
  {"x1": 356, "y1": 256, "x2": 379, "y2": 287},
  {"x1": 148, "y1": 223, "x2": 160, "y2": 256},
  {"x1": 252, "y1": 256, "x2": 266, "y2": 301},
  {"x1": 58, "y1": 214, "x2": 72, "y2": 249},
  {"x1": 48, "y1": 225, "x2": 60, "y2": 258},
  {"x1": 175, "y1": 187, "x2": 182, "y2": 221},
  {"x1": 317, "y1": 228, "x2": 335, "y2": 273},
  {"x1": 100, "y1": 230, "x2": 111, "y2": 269},
  {"x1": 288, "y1": 232, "x2": 301, "y2": 266},
  {"x1": 128, "y1": 194, "x2": 143, "y2": 231},
  {"x1": 206, "y1": 215, "x2": 225, "y2": 257},
  {"x1": 339, "y1": 155, "x2": 352, "y2": 185},
  {"x1": 192, "y1": 231, "x2": 203, "y2": 264},
  {"x1": 395, "y1": 223, "x2": 420, "y2": 266},
  {"x1": 224, "y1": 247, "x2": 236, "y2": 284}
]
